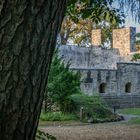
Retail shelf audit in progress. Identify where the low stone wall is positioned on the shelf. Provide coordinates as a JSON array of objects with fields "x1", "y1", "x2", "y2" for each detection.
[{"x1": 101, "y1": 94, "x2": 140, "y2": 108}]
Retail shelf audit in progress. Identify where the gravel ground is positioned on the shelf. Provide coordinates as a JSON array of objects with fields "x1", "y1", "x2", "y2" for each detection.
[{"x1": 40, "y1": 122, "x2": 140, "y2": 140}]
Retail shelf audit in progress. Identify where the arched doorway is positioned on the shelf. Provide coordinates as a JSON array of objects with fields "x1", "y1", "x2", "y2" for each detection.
[
  {"x1": 99, "y1": 83, "x2": 106, "y2": 93},
  {"x1": 125, "y1": 82, "x2": 131, "y2": 93}
]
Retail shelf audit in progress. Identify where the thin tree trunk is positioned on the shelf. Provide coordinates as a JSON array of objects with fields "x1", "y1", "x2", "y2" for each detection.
[{"x1": 0, "y1": 0, "x2": 67, "y2": 140}]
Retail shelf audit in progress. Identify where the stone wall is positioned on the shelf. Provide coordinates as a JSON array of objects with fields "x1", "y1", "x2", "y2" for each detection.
[
  {"x1": 58, "y1": 45, "x2": 126, "y2": 69},
  {"x1": 75, "y1": 63, "x2": 140, "y2": 95},
  {"x1": 71, "y1": 68, "x2": 117, "y2": 96},
  {"x1": 117, "y1": 63, "x2": 140, "y2": 95},
  {"x1": 58, "y1": 27, "x2": 137, "y2": 70},
  {"x1": 72, "y1": 63, "x2": 140, "y2": 108},
  {"x1": 102, "y1": 95, "x2": 140, "y2": 108},
  {"x1": 57, "y1": 27, "x2": 140, "y2": 108}
]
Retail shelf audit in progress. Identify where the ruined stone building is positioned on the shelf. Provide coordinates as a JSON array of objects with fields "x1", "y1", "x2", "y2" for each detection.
[{"x1": 58, "y1": 27, "x2": 140, "y2": 108}]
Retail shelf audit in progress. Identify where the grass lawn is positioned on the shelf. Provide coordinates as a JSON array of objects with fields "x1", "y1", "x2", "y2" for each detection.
[
  {"x1": 129, "y1": 118, "x2": 140, "y2": 124},
  {"x1": 118, "y1": 108, "x2": 140, "y2": 115},
  {"x1": 118, "y1": 108, "x2": 140, "y2": 124},
  {"x1": 40, "y1": 112, "x2": 78, "y2": 121}
]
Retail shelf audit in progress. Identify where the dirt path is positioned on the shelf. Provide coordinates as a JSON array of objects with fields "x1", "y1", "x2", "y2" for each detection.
[
  {"x1": 39, "y1": 115, "x2": 140, "y2": 140},
  {"x1": 120, "y1": 114, "x2": 140, "y2": 122},
  {"x1": 40, "y1": 123, "x2": 140, "y2": 140}
]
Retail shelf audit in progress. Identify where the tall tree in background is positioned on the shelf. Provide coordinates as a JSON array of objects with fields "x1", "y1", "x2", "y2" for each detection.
[
  {"x1": 118, "y1": 0, "x2": 140, "y2": 23},
  {"x1": 0, "y1": 0, "x2": 140, "y2": 140},
  {"x1": 60, "y1": 0, "x2": 125, "y2": 46},
  {"x1": 60, "y1": 17, "x2": 124, "y2": 46}
]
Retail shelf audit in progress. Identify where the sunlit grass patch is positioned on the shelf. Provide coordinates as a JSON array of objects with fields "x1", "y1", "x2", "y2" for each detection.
[
  {"x1": 40, "y1": 112, "x2": 78, "y2": 121},
  {"x1": 118, "y1": 108, "x2": 140, "y2": 115},
  {"x1": 129, "y1": 118, "x2": 140, "y2": 124}
]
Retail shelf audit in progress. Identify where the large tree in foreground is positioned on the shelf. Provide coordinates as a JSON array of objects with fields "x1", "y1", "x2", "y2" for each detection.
[
  {"x1": 0, "y1": 0, "x2": 140, "y2": 140},
  {"x1": 0, "y1": 1, "x2": 67, "y2": 140}
]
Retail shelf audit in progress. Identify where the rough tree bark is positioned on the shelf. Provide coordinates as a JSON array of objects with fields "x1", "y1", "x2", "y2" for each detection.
[{"x1": 0, "y1": 0, "x2": 67, "y2": 140}]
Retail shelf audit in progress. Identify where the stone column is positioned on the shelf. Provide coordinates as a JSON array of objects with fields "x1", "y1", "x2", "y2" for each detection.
[
  {"x1": 113, "y1": 27, "x2": 136, "y2": 56},
  {"x1": 91, "y1": 29, "x2": 102, "y2": 46}
]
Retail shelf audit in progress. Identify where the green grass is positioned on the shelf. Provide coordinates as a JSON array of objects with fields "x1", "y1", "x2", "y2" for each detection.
[
  {"x1": 118, "y1": 108, "x2": 140, "y2": 115},
  {"x1": 129, "y1": 118, "x2": 140, "y2": 124},
  {"x1": 118, "y1": 108, "x2": 140, "y2": 125},
  {"x1": 40, "y1": 112, "x2": 78, "y2": 121}
]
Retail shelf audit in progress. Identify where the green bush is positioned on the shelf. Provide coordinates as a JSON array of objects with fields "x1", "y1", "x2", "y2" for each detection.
[
  {"x1": 36, "y1": 130, "x2": 56, "y2": 140},
  {"x1": 44, "y1": 51, "x2": 81, "y2": 112},
  {"x1": 40, "y1": 94, "x2": 123, "y2": 123},
  {"x1": 132, "y1": 53, "x2": 140, "y2": 61},
  {"x1": 69, "y1": 94, "x2": 106, "y2": 111},
  {"x1": 69, "y1": 94, "x2": 114, "y2": 119},
  {"x1": 40, "y1": 112, "x2": 78, "y2": 121},
  {"x1": 92, "y1": 107, "x2": 113, "y2": 119}
]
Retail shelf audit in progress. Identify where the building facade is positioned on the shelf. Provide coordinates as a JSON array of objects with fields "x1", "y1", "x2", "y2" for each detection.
[{"x1": 58, "y1": 27, "x2": 140, "y2": 108}]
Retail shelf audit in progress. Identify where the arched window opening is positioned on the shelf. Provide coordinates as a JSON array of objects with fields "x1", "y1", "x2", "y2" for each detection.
[
  {"x1": 84, "y1": 71, "x2": 93, "y2": 83},
  {"x1": 125, "y1": 82, "x2": 131, "y2": 93},
  {"x1": 99, "y1": 83, "x2": 106, "y2": 93}
]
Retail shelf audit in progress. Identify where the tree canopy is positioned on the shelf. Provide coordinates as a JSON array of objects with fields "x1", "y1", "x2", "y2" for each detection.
[
  {"x1": 60, "y1": 0, "x2": 125, "y2": 46},
  {"x1": 118, "y1": 0, "x2": 140, "y2": 23}
]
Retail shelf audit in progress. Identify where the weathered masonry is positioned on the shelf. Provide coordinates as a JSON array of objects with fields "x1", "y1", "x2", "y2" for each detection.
[{"x1": 58, "y1": 27, "x2": 140, "y2": 108}]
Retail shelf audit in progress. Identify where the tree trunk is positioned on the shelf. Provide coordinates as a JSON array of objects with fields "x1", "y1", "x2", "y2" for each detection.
[{"x1": 0, "y1": 0, "x2": 67, "y2": 140}]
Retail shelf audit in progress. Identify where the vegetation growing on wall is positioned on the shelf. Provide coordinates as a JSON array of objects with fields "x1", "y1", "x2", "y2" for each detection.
[{"x1": 132, "y1": 53, "x2": 140, "y2": 61}]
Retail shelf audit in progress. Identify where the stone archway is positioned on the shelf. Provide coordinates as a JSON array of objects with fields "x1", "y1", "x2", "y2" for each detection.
[
  {"x1": 125, "y1": 82, "x2": 131, "y2": 93},
  {"x1": 99, "y1": 83, "x2": 106, "y2": 93}
]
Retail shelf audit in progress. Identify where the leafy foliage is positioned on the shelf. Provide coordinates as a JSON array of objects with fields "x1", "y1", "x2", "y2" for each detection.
[
  {"x1": 60, "y1": 17, "x2": 122, "y2": 46},
  {"x1": 118, "y1": 0, "x2": 140, "y2": 23},
  {"x1": 136, "y1": 33, "x2": 140, "y2": 38},
  {"x1": 132, "y1": 53, "x2": 140, "y2": 61},
  {"x1": 69, "y1": 94, "x2": 121, "y2": 121},
  {"x1": 60, "y1": 0, "x2": 125, "y2": 46},
  {"x1": 69, "y1": 94, "x2": 106, "y2": 113},
  {"x1": 42, "y1": 93, "x2": 120, "y2": 122},
  {"x1": 136, "y1": 33, "x2": 140, "y2": 46},
  {"x1": 67, "y1": 0, "x2": 124, "y2": 24},
  {"x1": 68, "y1": 0, "x2": 140, "y2": 23},
  {"x1": 36, "y1": 130, "x2": 56, "y2": 140},
  {"x1": 60, "y1": 0, "x2": 140, "y2": 46},
  {"x1": 70, "y1": 94, "x2": 104, "y2": 109},
  {"x1": 45, "y1": 51, "x2": 81, "y2": 112},
  {"x1": 40, "y1": 112, "x2": 78, "y2": 121}
]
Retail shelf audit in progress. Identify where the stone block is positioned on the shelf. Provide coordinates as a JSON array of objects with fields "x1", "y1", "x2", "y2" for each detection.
[{"x1": 91, "y1": 29, "x2": 102, "y2": 46}]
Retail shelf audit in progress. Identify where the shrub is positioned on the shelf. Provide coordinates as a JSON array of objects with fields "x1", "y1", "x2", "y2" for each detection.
[
  {"x1": 36, "y1": 130, "x2": 56, "y2": 140},
  {"x1": 69, "y1": 94, "x2": 105, "y2": 111},
  {"x1": 69, "y1": 94, "x2": 113, "y2": 119},
  {"x1": 40, "y1": 112, "x2": 78, "y2": 121},
  {"x1": 44, "y1": 51, "x2": 81, "y2": 112},
  {"x1": 132, "y1": 53, "x2": 140, "y2": 61}
]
